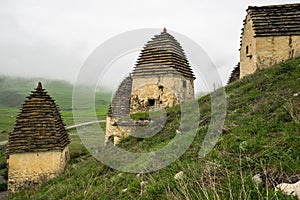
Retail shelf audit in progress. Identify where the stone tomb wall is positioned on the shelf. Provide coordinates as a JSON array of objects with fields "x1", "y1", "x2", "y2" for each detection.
[
  {"x1": 131, "y1": 83, "x2": 178, "y2": 113},
  {"x1": 131, "y1": 74, "x2": 194, "y2": 113},
  {"x1": 105, "y1": 116, "x2": 136, "y2": 145},
  {"x1": 255, "y1": 35, "x2": 300, "y2": 69},
  {"x1": 8, "y1": 147, "x2": 69, "y2": 192},
  {"x1": 240, "y1": 15, "x2": 257, "y2": 78}
]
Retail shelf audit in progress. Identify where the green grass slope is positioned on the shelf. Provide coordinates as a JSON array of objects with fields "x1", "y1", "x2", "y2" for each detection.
[{"x1": 10, "y1": 57, "x2": 300, "y2": 199}]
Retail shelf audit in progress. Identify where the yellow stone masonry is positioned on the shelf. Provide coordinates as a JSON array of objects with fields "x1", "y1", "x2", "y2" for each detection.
[
  {"x1": 240, "y1": 15, "x2": 257, "y2": 78},
  {"x1": 8, "y1": 148, "x2": 69, "y2": 193}
]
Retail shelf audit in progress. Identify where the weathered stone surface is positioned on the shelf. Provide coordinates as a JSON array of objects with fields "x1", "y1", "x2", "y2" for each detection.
[
  {"x1": 174, "y1": 171, "x2": 184, "y2": 180},
  {"x1": 240, "y1": 3, "x2": 300, "y2": 78},
  {"x1": 105, "y1": 116, "x2": 135, "y2": 145},
  {"x1": 131, "y1": 73, "x2": 194, "y2": 112},
  {"x1": 130, "y1": 83, "x2": 178, "y2": 113},
  {"x1": 276, "y1": 181, "x2": 300, "y2": 199},
  {"x1": 140, "y1": 181, "x2": 147, "y2": 196},
  {"x1": 252, "y1": 174, "x2": 263, "y2": 185},
  {"x1": 8, "y1": 148, "x2": 69, "y2": 193}
]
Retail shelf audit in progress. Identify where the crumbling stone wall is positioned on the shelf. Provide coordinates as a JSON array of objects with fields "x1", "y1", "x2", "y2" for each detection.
[
  {"x1": 131, "y1": 74, "x2": 194, "y2": 113},
  {"x1": 105, "y1": 76, "x2": 135, "y2": 145},
  {"x1": 105, "y1": 116, "x2": 135, "y2": 145},
  {"x1": 131, "y1": 83, "x2": 178, "y2": 113}
]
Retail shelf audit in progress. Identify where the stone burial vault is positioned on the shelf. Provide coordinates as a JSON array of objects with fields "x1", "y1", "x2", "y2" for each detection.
[
  {"x1": 7, "y1": 82, "x2": 70, "y2": 193},
  {"x1": 105, "y1": 28, "x2": 196, "y2": 144}
]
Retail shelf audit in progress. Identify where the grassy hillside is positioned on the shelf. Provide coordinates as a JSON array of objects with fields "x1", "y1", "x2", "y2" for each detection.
[
  {"x1": 0, "y1": 76, "x2": 112, "y2": 141},
  {"x1": 8, "y1": 57, "x2": 300, "y2": 199}
]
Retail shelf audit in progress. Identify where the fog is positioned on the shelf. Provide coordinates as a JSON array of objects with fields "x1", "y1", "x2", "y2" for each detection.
[{"x1": 0, "y1": 0, "x2": 299, "y2": 92}]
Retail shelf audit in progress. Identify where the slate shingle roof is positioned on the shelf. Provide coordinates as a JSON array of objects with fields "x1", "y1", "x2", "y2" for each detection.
[
  {"x1": 246, "y1": 3, "x2": 300, "y2": 37},
  {"x1": 7, "y1": 82, "x2": 70, "y2": 154},
  {"x1": 107, "y1": 76, "x2": 132, "y2": 119},
  {"x1": 132, "y1": 28, "x2": 195, "y2": 79}
]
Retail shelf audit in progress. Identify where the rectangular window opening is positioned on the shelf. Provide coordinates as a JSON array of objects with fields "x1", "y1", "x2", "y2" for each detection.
[
  {"x1": 182, "y1": 80, "x2": 187, "y2": 88},
  {"x1": 148, "y1": 98, "x2": 155, "y2": 106}
]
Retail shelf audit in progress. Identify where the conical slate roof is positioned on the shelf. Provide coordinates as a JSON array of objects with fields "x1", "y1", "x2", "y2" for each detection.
[
  {"x1": 107, "y1": 76, "x2": 132, "y2": 119},
  {"x1": 132, "y1": 28, "x2": 195, "y2": 79},
  {"x1": 7, "y1": 82, "x2": 70, "y2": 154}
]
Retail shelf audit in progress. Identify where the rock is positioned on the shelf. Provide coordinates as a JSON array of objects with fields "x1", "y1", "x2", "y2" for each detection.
[
  {"x1": 136, "y1": 173, "x2": 143, "y2": 179},
  {"x1": 140, "y1": 181, "x2": 147, "y2": 187},
  {"x1": 0, "y1": 191, "x2": 8, "y2": 200},
  {"x1": 140, "y1": 181, "x2": 147, "y2": 196},
  {"x1": 252, "y1": 174, "x2": 263, "y2": 184},
  {"x1": 174, "y1": 171, "x2": 184, "y2": 180},
  {"x1": 275, "y1": 181, "x2": 300, "y2": 199}
]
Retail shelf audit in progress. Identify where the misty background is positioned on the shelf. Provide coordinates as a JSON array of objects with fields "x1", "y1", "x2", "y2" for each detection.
[{"x1": 1, "y1": 0, "x2": 299, "y2": 93}]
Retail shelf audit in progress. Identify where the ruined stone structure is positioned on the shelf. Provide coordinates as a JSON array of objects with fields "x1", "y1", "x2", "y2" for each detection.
[
  {"x1": 130, "y1": 28, "x2": 195, "y2": 113},
  {"x1": 105, "y1": 76, "x2": 134, "y2": 144},
  {"x1": 7, "y1": 82, "x2": 70, "y2": 192},
  {"x1": 240, "y1": 3, "x2": 300, "y2": 78},
  {"x1": 227, "y1": 63, "x2": 240, "y2": 84},
  {"x1": 106, "y1": 28, "x2": 195, "y2": 144}
]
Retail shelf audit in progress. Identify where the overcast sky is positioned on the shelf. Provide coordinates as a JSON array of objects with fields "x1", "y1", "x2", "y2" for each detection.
[{"x1": 1, "y1": 0, "x2": 299, "y2": 92}]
